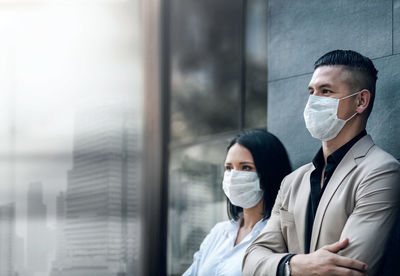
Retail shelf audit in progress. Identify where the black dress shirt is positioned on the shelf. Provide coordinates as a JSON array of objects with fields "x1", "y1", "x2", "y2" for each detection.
[
  {"x1": 277, "y1": 130, "x2": 367, "y2": 276},
  {"x1": 304, "y1": 129, "x2": 366, "y2": 253}
]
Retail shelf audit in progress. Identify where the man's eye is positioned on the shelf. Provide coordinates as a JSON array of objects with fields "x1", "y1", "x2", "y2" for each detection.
[
  {"x1": 225, "y1": 166, "x2": 232, "y2": 171},
  {"x1": 308, "y1": 90, "x2": 314, "y2": 95},
  {"x1": 322, "y1": 89, "x2": 332, "y2": 94}
]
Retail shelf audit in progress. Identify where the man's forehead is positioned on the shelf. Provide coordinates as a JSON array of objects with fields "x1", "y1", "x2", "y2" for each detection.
[{"x1": 309, "y1": 65, "x2": 353, "y2": 88}]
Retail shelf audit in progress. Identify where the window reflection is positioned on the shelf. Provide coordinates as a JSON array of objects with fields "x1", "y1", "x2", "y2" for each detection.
[
  {"x1": 167, "y1": 0, "x2": 268, "y2": 275},
  {"x1": 0, "y1": 1, "x2": 142, "y2": 276},
  {"x1": 170, "y1": 0, "x2": 242, "y2": 142},
  {"x1": 245, "y1": 0, "x2": 268, "y2": 128},
  {"x1": 168, "y1": 140, "x2": 229, "y2": 275}
]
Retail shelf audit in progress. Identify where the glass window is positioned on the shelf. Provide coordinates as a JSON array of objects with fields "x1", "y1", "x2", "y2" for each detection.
[
  {"x1": 0, "y1": 1, "x2": 143, "y2": 276},
  {"x1": 167, "y1": 0, "x2": 268, "y2": 275},
  {"x1": 169, "y1": 0, "x2": 243, "y2": 142},
  {"x1": 167, "y1": 139, "x2": 230, "y2": 275},
  {"x1": 245, "y1": 0, "x2": 269, "y2": 129},
  {"x1": 0, "y1": 0, "x2": 269, "y2": 275}
]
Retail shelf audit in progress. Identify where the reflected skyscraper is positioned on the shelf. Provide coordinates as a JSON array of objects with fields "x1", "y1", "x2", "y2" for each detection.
[
  {"x1": 168, "y1": 157, "x2": 223, "y2": 273},
  {"x1": 54, "y1": 101, "x2": 140, "y2": 276},
  {"x1": 51, "y1": 192, "x2": 66, "y2": 273},
  {"x1": 0, "y1": 203, "x2": 16, "y2": 276},
  {"x1": 26, "y1": 182, "x2": 49, "y2": 275},
  {"x1": 14, "y1": 235, "x2": 25, "y2": 276}
]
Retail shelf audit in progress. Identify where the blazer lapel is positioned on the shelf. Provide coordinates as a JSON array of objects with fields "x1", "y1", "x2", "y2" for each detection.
[
  {"x1": 309, "y1": 135, "x2": 375, "y2": 252},
  {"x1": 294, "y1": 169, "x2": 312, "y2": 253}
]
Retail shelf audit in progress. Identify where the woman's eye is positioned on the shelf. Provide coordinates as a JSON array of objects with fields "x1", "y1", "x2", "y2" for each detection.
[
  {"x1": 242, "y1": 165, "x2": 252, "y2": 171},
  {"x1": 225, "y1": 166, "x2": 232, "y2": 171}
]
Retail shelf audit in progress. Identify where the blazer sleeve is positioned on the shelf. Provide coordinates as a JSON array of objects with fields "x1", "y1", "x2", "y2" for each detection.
[
  {"x1": 242, "y1": 176, "x2": 290, "y2": 276},
  {"x1": 338, "y1": 160, "x2": 400, "y2": 276}
]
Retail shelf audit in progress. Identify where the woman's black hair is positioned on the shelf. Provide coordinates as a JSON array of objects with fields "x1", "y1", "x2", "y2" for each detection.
[{"x1": 225, "y1": 129, "x2": 291, "y2": 221}]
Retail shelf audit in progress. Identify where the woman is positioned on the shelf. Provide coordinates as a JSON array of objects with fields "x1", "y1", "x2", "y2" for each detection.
[{"x1": 183, "y1": 129, "x2": 291, "y2": 276}]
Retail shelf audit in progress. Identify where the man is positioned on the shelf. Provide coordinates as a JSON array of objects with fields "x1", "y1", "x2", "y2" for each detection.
[{"x1": 242, "y1": 50, "x2": 400, "y2": 276}]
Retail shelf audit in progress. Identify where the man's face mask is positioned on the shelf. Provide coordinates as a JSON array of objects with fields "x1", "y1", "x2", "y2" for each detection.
[{"x1": 303, "y1": 91, "x2": 360, "y2": 141}]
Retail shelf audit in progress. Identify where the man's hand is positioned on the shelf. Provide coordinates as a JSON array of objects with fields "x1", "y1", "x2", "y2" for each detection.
[{"x1": 290, "y1": 238, "x2": 368, "y2": 276}]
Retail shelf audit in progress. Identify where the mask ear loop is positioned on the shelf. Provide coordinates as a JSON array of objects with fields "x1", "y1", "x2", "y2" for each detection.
[
  {"x1": 344, "y1": 112, "x2": 358, "y2": 122},
  {"x1": 340, "y1": 91, "x2": 361, "y2": 121},
  {"x1": 340, "y1": 90, "x2": 361, "y2": 100}
]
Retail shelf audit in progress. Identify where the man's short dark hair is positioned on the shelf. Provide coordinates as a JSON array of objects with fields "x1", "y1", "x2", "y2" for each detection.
[{"x1": 314, "y1": 50, "x2": 378, "y2": 116}]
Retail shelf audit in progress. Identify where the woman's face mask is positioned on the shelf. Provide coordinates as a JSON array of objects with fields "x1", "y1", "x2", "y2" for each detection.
[{"x1": 222, "y1": 169, "x2": 263, "y2": 208}]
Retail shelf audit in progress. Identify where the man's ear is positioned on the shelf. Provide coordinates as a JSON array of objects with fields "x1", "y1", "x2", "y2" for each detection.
[{"x1": 356, "y1": 89, "x2": 371, "y2": 114}]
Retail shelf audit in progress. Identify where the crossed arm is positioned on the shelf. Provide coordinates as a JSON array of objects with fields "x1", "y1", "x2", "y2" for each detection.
[
  {"x1": 290, "y1": 238, "x2": 367, "y2": 276},
  {"x1": 242, "y1": 165, "x2": 400, "y2": 276}
]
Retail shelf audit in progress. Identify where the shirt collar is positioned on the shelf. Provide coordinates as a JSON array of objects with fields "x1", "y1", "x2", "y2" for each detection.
[
  {"x1": 312, "y1": 129, "x2": 367, "y2": 168},
  {"x1": 312, "y1": 148, "x2": 324, "y2": 169},
  {"x1": 227, "y1": 218, "x2": 267, "y2": 236},
  {"x1": 252, "y1": 218, "x2": 268, "y2": 236}
]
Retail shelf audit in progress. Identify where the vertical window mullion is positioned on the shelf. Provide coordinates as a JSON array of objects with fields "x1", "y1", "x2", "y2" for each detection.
[
  {"x1": 140, "y1": 0, "x2": 169, "y2": 274},
  {"x1": 239, "y1": 0, "x2": 248, "y2": 131}
]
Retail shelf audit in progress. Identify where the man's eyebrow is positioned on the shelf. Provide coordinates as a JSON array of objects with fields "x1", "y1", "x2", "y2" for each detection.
[
  {"x1": 308, "y1": 83, "x2": 333, "y2": 89},
  {"x1": 224, "y1": 161, "x2": 254, "y2": 164}
]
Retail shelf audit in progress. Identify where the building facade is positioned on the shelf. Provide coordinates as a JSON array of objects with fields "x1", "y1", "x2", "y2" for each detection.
[
  {"x1": 52, "y1": 101, "x2": 140, "y2": 276},
  {"x1": 26, "y1": 182, "x2": 49, "y2": 275},
  {"x1": 0, "y1": 203, "x2": 15, "y2": 276}
]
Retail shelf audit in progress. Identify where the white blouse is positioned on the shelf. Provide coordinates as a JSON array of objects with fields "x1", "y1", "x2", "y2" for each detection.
[{"x1": 182, "y1": 218, "x2": 268, "y2": 276}]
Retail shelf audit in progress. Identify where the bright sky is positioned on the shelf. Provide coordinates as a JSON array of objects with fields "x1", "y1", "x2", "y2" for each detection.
[{"x1": 0, "y1": 0, "x2": 142, "y2": 242}]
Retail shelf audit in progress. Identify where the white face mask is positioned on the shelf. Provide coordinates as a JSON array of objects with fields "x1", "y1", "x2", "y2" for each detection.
[
  {"x1": 303, "y1": 91, "x2": 360, "y2": 141},
  {"x1": 222, "y1": 169, "x2": 263, "y2": 208}
]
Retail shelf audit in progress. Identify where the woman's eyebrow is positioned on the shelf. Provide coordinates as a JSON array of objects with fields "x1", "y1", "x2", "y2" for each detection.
[{"x1": 224, "y1": 161, "x2": 254, "y2": 164}]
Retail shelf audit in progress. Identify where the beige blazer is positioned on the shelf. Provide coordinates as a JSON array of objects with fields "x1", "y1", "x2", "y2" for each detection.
[{"x1": 242, "y1": 135, "x2": 400, "y2": 276}]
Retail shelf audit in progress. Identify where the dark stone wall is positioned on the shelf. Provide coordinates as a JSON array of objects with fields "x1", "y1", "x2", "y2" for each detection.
[{"x1": 268, "y1": 0, "x2": 400, "y2": 169}]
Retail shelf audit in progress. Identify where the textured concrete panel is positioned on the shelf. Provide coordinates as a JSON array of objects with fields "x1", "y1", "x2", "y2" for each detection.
[
  {"x1": 367, "y1": 55, "x2": 400, "y2": 160},
  {"x1": 394, "y1": 0, "x2": 400, "y2": 54},
  {"x1": 267, "y1": 74, "x2": 320, "y2": 170},
  {"x1": 269, "y1": 0, "x2": 392, "y2": 81}
]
